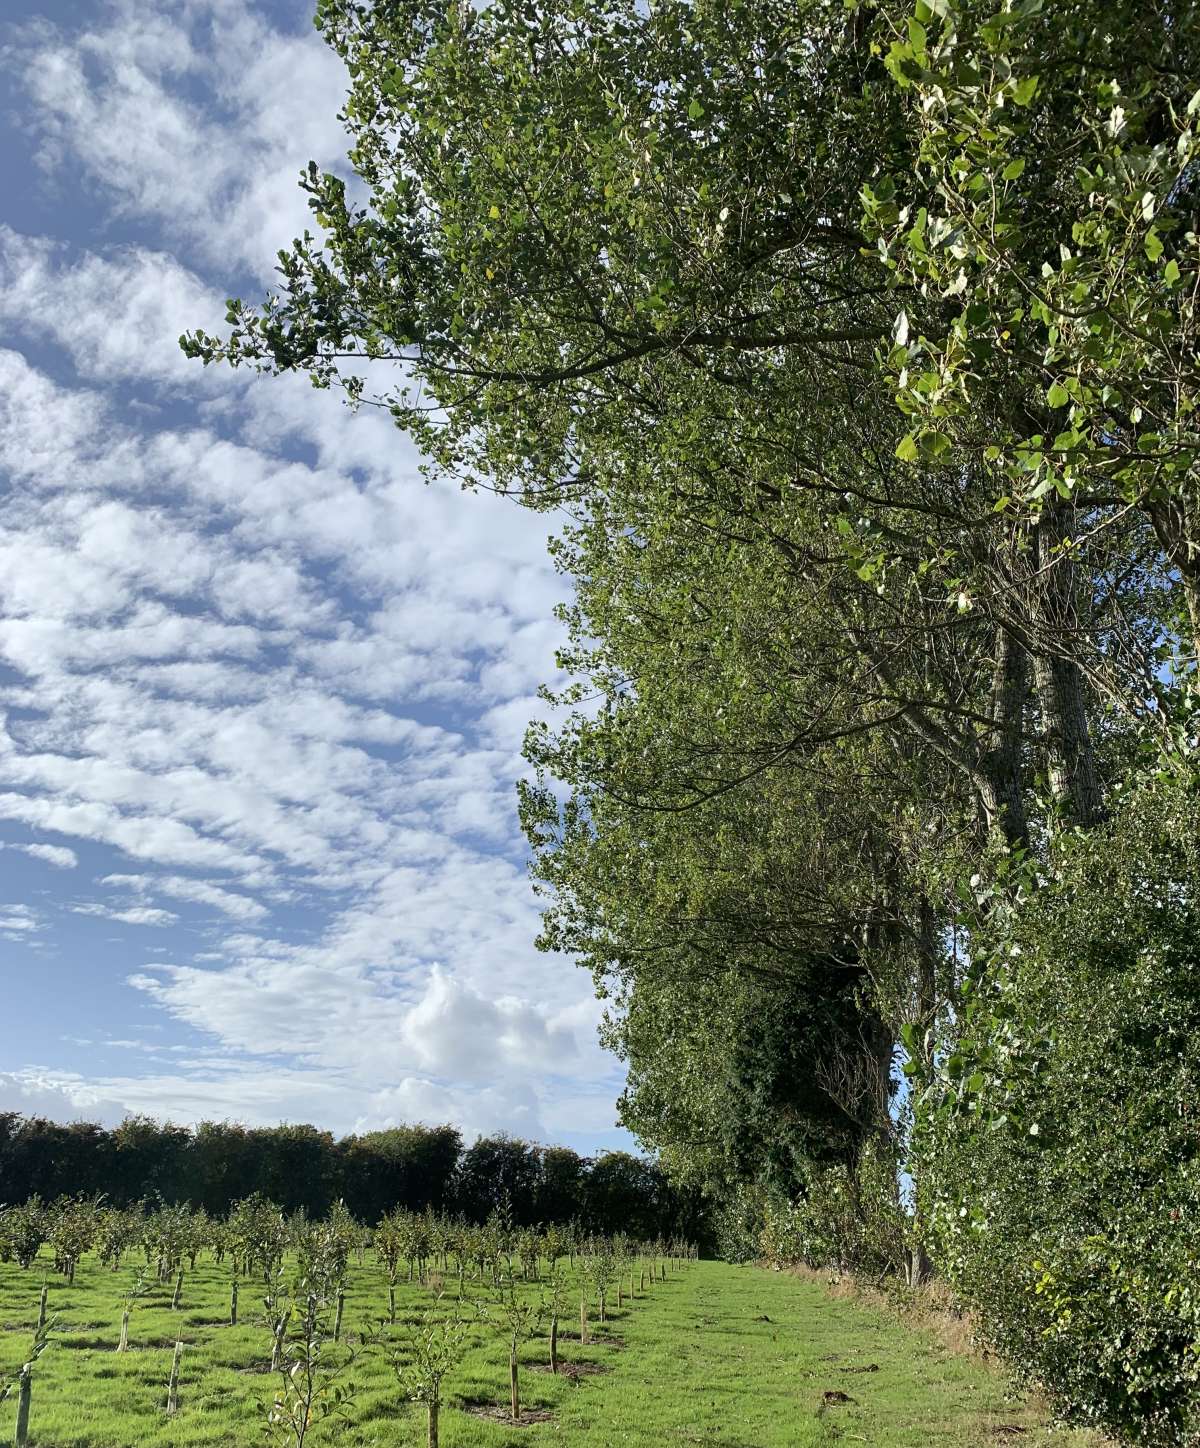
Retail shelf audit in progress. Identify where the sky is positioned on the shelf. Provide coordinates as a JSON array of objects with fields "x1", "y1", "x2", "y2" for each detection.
[{"x1": 0, "y1": 0, "x2": 630, "y2": 1154}]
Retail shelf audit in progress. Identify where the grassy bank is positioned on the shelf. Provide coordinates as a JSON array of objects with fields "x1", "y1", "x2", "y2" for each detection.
[{"x1": 0, "y1": 1254, "x2": 1102, "y2": 1446}]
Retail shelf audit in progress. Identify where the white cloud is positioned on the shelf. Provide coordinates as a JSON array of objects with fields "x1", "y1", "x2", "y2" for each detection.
[
  {"x1": 71, "y1": 903, "x2": 179, "y2": 927},
  {"x1": 100, "y1": 872, "x2": 267, "y2": 922},
  {"x1": 0, "y1": 226, "x2": 229, "y2": 389},
  {"x1": 0, "y1": 904, "x2": 41, "y2": 934},
  {"x1": 0, "y1": 2, "x2": 631, "y2": 1154},
  {"x1": 0, "y1": 1070, "x2": 130, "y2": 1128},
  {"x1": 1, "y1": 842, "x2": 78, "y2": 869},
  {"x1": 13, "y1": 1, "x2": 351, "y2": 280}
]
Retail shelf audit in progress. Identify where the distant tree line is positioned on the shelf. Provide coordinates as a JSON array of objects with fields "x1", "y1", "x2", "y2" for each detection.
[{"x1": 0, "y1": 1113, "x2": 707, "y2": 1242}]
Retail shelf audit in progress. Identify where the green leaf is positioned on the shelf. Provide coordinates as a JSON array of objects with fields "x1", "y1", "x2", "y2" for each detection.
[
  {"x1": 1047, "y1": 382, "x2": 1070, "y2": 408},
  {"x1": 1144, "y1": 229, "x2": 1163, "y2": 262},
  {"x1": 1164, "y1": 258, "x2": 1181, "y2": 286},
  {"x1": 1001, "y1": 157, "x2": 1026, "y2": 181},
  {"x1": 687, "y1": 98, "x2": 705, "y2": 122},
  {"x1": 895, "y1": 432, "x2": 920, "y2": 462},
  {"x1": 1012, "y1": 75, "x2": 1039, "y2": 106}
]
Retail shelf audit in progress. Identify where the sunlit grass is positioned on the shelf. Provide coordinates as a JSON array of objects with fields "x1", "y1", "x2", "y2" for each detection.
[{"x1": 0, "y1": 1253, "x2": 1103, "y2": 1446}]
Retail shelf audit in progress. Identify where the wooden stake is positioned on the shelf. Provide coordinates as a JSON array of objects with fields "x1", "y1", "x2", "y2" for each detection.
[
  {"x1": 510, "y1": 1347, "x2": 519, "y2": 1422},
  {"x1": 166, "y1": 1340, "x2": 183, "y2": 1414},
  {"x1": 35, "y1": 1285, "x2": 47, "y2": 1335},
  {"x1": 172, "y1": 1270, "x2": 184, "y2": 1310},
  {"x1": 14, "y1": 1365, "x2": 32, "y2": 1448}
]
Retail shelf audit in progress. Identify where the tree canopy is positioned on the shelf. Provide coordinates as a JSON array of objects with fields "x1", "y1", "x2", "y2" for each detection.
[{"x1": 183, "y1": 1, "x2": 1200, "y2": 1438}]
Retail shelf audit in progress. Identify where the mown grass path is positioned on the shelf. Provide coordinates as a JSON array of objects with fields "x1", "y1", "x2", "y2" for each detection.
[{"x1": 0, "y1": 1255, "x2": 1100, "y2": 1446}]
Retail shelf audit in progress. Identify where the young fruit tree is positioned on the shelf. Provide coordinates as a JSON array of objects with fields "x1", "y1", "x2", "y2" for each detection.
[
  {"x1": 116, "y1": 1270, "x2": 150, "y2": 1353},
  {"x1": 1, "y1": 1316, "x2": 53, "y2": 1448},
  {"x1": 491, "y1": 1276, "x2": 543, "y2": 1423},
  {"x1": 546, "y1": 1265, "x2": 570, "y2": 1375},
  {"x1": 390, "y1": 1295, "x2": 475, "y2": 1448},
  {"x1": 263, "y1": 1277, "x2": 375, "y2": 1448}
]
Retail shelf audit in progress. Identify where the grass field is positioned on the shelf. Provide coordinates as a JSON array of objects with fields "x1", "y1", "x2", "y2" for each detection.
[{"x1": 0, "y1": 1252, "x2": 1104, "y2": 1447}]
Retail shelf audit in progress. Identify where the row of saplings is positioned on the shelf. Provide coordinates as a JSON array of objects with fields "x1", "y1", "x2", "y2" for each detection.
[{"x1": 0, "y1": 1194, "x2": 696, "y2": 1447}]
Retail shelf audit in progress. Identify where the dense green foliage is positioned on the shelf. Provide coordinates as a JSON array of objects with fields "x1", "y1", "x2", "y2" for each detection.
[
  {"x1": 915, "y1": 778, "x2": 1200, "y2": 1445},
  {"x1": 182, "y1": 0, "x2": 1200, "y2": 1438},
  {"x1": 0, "y1": 1116, "x2": 701, "y2": 1239}
]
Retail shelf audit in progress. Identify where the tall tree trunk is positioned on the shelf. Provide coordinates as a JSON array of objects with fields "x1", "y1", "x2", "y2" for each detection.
[
  {"x1": 1030, "y1": 514, "x2": 1103, "y2": 826},
  {"x1": 979, "y1": 626, "x2": 1029, "y2": 847}
]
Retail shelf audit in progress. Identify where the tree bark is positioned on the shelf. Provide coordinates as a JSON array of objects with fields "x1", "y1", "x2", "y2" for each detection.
[
  {"x1": 1030, "y1": 514, "x2": 1103, "y2": 826},
  {"x1": 979, "y1": 626, "x2": 1029, "y2": 846}
]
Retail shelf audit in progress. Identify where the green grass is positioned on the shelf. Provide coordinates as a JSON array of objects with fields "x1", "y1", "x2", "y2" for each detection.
[{"x1": 0, "y1": 1252, "x2": 1103, "y2": 1447}]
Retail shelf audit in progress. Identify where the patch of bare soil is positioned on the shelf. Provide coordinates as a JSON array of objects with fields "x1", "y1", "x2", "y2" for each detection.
[
  {"x1": 530, "y1": 1360, "x2": 610, "y2": 1378},
  {"x1": 463, "y1": 1404, "x2": 556, "y2": 1426}
]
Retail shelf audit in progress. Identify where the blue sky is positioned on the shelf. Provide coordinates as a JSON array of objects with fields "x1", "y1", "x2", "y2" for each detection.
[{"x1": 0, "y1": 0, "x2": 629, "y2": 1154}]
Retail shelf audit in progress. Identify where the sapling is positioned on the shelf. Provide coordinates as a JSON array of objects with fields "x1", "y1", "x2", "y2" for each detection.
[
  {"x1": 1, "y1": 1198, "x2": 47, "y2": 1269},
  {"x1": 35, "y1": 1284, "x2": 47, "y2": 1335},
  {"x1": 374, "y1": 1210, "x2": 405, "y2": 1323},
  {"x1": 583, "y1": 1238, "x2": 615, "y2": 1324},
  {"x1": 546, "y1": 1265, "x2": 569, "y2": 1374},
  {"x1": 263, "y1": 1281, "x2": 376, "y2": 1448},
  {"x1": 263, "y1": 1262, "x2": 290, "y2": 1372},
  {"x1": 491, "y1": 1275, "x2": 542, "y2": 1422},
  {"x1": 117, "y1": 1270, "x2": 149, "y2": 1352},
  {"x1": 390, "y1": 1294, "x2": 475, "y2": 1448},
  {"x1": 2, "y1": 1314, "x2": 54, "y2": 1448},
  {"x1": 46, "y1": 1195, "x2": 99, "y2": 1284}
]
